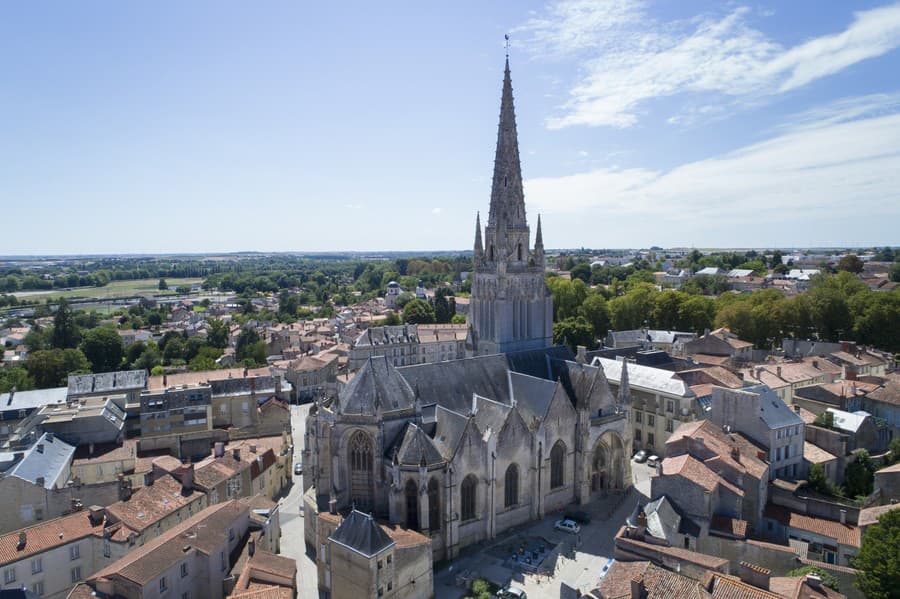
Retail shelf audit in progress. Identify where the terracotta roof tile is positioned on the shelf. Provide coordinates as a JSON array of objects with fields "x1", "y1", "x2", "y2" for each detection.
[
  {"x1": 764, "y1": 504, "x2": 861, "y2": 547},
  {"x1": 0, "y1": 512, "x2": 105, "y2": 566}
]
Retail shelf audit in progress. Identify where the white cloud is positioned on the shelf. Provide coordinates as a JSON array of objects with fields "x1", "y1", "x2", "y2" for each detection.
[
  {"x1": 524, "y1": 108, "x2": 900, "y2": 227},
  {"x1": 431, "y1": 207, "x2": 443, "y2": 215},
  {"x1": 516, "y1": 1, "x2": 900, "y2": 128}
]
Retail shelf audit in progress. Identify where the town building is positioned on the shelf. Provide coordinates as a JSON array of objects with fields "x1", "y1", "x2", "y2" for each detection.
[{"x1": 348, "y1": 323, "x2": 467, "y2": 371}]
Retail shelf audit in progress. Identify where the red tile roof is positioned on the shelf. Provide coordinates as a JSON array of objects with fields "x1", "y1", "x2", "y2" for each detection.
[
  {"x1": 764, "y1": 505, "x2": 861, "y2": 547},
  {"x1": 0, "y1": 511, "x2": 105, "y2": 566}
]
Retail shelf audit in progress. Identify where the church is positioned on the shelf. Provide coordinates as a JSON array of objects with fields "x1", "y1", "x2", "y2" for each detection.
[{"x1": 302, "y1": 57, "x2": 632, "y2": 563}]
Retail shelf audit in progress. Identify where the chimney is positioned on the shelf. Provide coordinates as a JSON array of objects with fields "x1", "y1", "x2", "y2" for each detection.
[
  {"x1": 180, "y1": 464, "x2": 195, "y2": 493},
  {"x1": 89, "y1": 442, "x2": 95, "y2": 456},
  {"x1": 249, "y1": 444, "x2": 257, "y2": 454},
  {"x1": 118, "y1": 475, "x2": 133, "y2": 501},
  {"x1": 35, "y1": 476, "x2": 45, "y2": 487},
  {"x1": 630, "y1": 574, "x2": 646, "y2": 599},
  {"x1": 576, "y1": 345, "x2": 587, "y2": 364},
  {"x1": 840, "y1": 509, "x2": 847, "y2": 524},
  {"x1": 776, "y1": 366, "x2": 782, "y2": 378},
  {"x1": 328, "y1": 494, "x2": 337, "y2": 515},
  {"x1": 739, "y1": 562, "x2": 771, "y2": 590},
  {"x1": 731, "y1": 446, "x2": 741, "y2": 463},
  {"x1": 214, "y1": 442, "x2": 225, "y2": 458},
  {"x1": 144, "y1": 471, "x2": 154, "y2": 487},
  {"x1": 232, "y1": 447, "x2": 240, "y2": 461},
  {"x1": 88, "y1": 506, "x2": 105, "y2": 526},
  {"x1": 243, "y1": 367, "x2": 249, "y2": 377},
  {"x1": 636, "y1": 510, "x2": 648, "y2": 536},
  {"x1": 250, "y1": 377, "x2": 256, "y2": 395},
  {"x1": 17, "y1": 531, "x2": 26, "y2": 550},
  {"x1": 812, "y1": 360, "x2": 819, "y2": 369},
  {"x1": 248, "y1": 538, "x2": 256, "y2": 557},
  {"x1": 275, "y1": 375, "x2": 283, "y2": 398},
  {"x1": 163, "y1": 374, "x2": 168, "y2": 387},
  {"x1": 806, "y1": 574, "x2": 822, "y2": 589}
]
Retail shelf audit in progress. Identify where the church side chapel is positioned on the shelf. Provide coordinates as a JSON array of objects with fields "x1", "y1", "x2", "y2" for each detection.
[{"x1": 303, "y1": 56, "x2": 632, "y2": 562}]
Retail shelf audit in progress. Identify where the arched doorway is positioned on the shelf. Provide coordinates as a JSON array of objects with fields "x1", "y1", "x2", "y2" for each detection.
[
  {"x1": 348, "y1": 430, "x2": 374, "y2": 510},
  {"x1": 593, "y1": 432, "x2": 626, "y2": 492},
  {"x1": 591, "y1": 442, "x2": 609, "y2": 495},
  {"x1": 405, "y1": 479, "x2": 419, "y2": 531}
]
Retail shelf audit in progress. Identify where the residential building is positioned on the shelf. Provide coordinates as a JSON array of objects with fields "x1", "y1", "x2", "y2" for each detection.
[
  {"x1": 228, "y1": 550, "x2": 297, "y2": 599},
  {"x1": 87, "y1": 501, "x2": 250, "y2": 599},
  {"x1": 0, "y1": 388, "x2": 69, "y2": 444},
  {"x1": 762, "y1": 504, "x2": 860, "y2": 567},
  {"x1": 709, "y1": 385, "x2": 805, "y2": 481},
  {"x1": 139, "y1": 383, "x2": 212, "y2": 438},
  {"x1": 682, "y1": 328, "x2": 754, "y2": 366},
  {"x1": 348, "y1": 323, "x2": 467, "y2": 371},
  {"x1": 740, "y1": 358, "x2": 841, "y2": 404},
  {"x1": 32, "y1": 395, "x2": 126, "y2": 446},
  {"x1": 67, "y1": 371, "x2": 147, "y2": 409},
  {"x1": 603, "y1": 329, "x2": 696, "y2": 354},
  {"x1": 593, "y1": 357, "x2": 697, "y2": 457}
]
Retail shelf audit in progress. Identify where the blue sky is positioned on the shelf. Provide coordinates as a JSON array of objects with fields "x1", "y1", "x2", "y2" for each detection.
[{"x1": 2, "y1": 1, "x2": 899, "y2": 254}]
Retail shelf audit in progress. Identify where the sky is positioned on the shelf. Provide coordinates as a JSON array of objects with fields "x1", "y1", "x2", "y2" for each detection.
[{"x1": 1, "y1": 0, "x2": 899, "y2": 255}]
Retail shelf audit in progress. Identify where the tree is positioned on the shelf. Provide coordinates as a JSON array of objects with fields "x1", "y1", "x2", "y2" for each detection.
[
  {"x1": 207, "y1": 319, "x2": 229, "y2": 349},
  {"x1": 163, "y1": 336, "x2": 186, "y2": 365},
  {"x1": 433, "y1": 288, "x2": 455, "y2": 324},
  {"x1": 652, "y1": 290, "x2": 686, "y2": 331},
  {"x1": 28, "y1": 348, "x2": 91, "y2": 388},
  {"x1": 175, "y1": 285, "x2": 191, "y2": 295},
  {"x1": 806, "y1": 463, "x2": 833, "y2": 495},
  {"x1": 608, "y1": 283, "x2": 658, "y2": 331},
  {"x1": 158, "y1": 278, "x2": 168, "y2": 291},
  {"x1": 51, "y1": 298, "x2": 80, "y2": 349},
  {"x1": 887, "y1": 436, "x2": 900, "y2": 464},
  {"x1": 380, "y1": 312, "x2": 401, "y2": 326},
  {"x1": 569, "y1": 262, "x2": 591, "y2": 283},
  {"x1": 0, "y1": 367, "x2": 34, "y2": 393},
  {"x1": 80, "y1": 327, "x2": 125, "y2": 373},
  {"x1": 402, "y1": 299, "x2": 435, "y2": 324},
  {"x1": 844, "y1": 450, "x2": 875, "y2": 498},
  {"x1": 890, "y1": 262, "x2": 900, "y2": 283},
  {"x1": 837, "y1": 254, "x2": 864, "y2": 274},
  {"x1": 235, "y1": 327, "x2": 262, "y2": 361},
  {"x1": 678, "y1": 295, "x2": 716, "y2": 333},
  {"x1": 451, "y1": 314, "x2": 466, "y2": 324},
  {"x1": 553, "y1": 316, "x2": 596, "y2": 351},
  {"x1": 786, "y1": 566, "x2": 838, "y2": 591},
  {"x1": 579, "y1": 293, "x2": 611, "y2": 337},
  {"x1": 853, "y1": 508, "x2": 900, "y2": 599},
  {"x1": 133, "y1": 341, "x2": 162, "y2": 371}
]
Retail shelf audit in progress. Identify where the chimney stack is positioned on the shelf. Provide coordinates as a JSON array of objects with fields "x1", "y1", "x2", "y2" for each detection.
[
  {"x1": 232, "y1": 447, "x2": 240, "y2": 461},
  {"x1": 248, "y1": 538, "x2": 255, "y2": 557},
  {"x1": 88, "y1": 506, "x2": 105, "y2": 526},
  {"x1": 806, "y1": 574, "x2": 822, "y2": 589},
  {"x1": 214, "y1": 442, "x2": 225, "y2": 458},
  {"x1": 180, "y1": 464, "x2": 195, "y2": 493},
  {"x1": 776, "y1": 366, "x2": 782, "y2": 378},
  {"x1": 739, "y1": 562, "x2": 771, "y2": 590},
  {"x1": 630, "y1": 575, "x2": 646, "y2": 599},
  {"x1": 840, "y1": 509, "x2": 847, "y2": 524},
  {"x1": 144, "y1": 471, "x2": 154, "y2": 487},
  {"x1": 17, "y1": 532, "x2": 26, "y2": 550}
]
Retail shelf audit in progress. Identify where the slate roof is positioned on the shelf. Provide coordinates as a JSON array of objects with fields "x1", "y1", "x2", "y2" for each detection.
[
  {"x1": 508, "y1": 372, "x2": 556, "y2": 423},
  {"x1": 595, "y1": 357, "x2": 693, "y2": 397},
  {"x1": 741, "y1": 384, "x2": 805, "y2": 429},
  {"x1": 329, "y1": 509, "x2": 394, "y2": 557},
  {"x1": 388, "y1": 422, "x2": 444, "y2": 466},
  {"x1": 398, "y1": 354, "x2": 513, "y2": 414},
  {"x1": 339, "y1": 356, "x2": 415, "y2": 415},
  {"x1": 431, "y1": 406, "x2": 469, "y2": 460},
  {"x1": 473, "y1": 395, "x2": 511, "y2": 437},
  {"x1": 7, "y1": 432, "x2": 75, "y2": 489},
  {"x1": 0, "y1": 387, "x2": 69, "y2": 414},
  {"x1": 68, "y1": 370, "x2": 147, "y2": 395},
  {"x1": 825, "y1": 408, "x2": 871, "y2": 433}
]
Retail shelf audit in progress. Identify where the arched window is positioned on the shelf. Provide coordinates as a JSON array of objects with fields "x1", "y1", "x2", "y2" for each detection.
[
  {"x1": 405, "y1": 479, "x2": 419, "y2": 531},
  {"x1": 550, "y1": 440, "x2": 566, "y2": 489},
  {"x1": 489, "y1": 245, "x2": 494, "y2": 261},
  {"x1": 349, "y1": 431, "x2": 374, "y2": 510},
  {"x1": 460, "y1": 475, "x2": 477, "y2": 521},
  {"x1": 517, "y1": 244, "x2": 522, "y2": 261},
  {"x1": 504, "y1": 464, "x2": 519, "y2": 508},
  {"x1": 428, "y1": 477, "x2": 441, "y2": 532}
]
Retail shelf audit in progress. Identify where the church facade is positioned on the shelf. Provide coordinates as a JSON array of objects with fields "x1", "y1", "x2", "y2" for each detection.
[{"x1": 302, "y1": 59, "x2": 631, "y2": 563}]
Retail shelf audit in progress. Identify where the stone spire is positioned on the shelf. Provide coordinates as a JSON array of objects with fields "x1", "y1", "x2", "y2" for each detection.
[
  {"x1": 618, "y1": 357, "x2": 631, "y2": 407},
  {"x1": 474, "y1": 211, "x2": 484, "y2": 265},
  {"x1": 483, "y1": 56, "x2": 529, "y2": 265},
  {"x1": 535, "y1": 214, "x2": 543, "y2": 247}
]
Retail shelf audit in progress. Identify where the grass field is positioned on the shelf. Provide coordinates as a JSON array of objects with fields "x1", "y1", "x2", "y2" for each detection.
[{"x1": 11, "y1": 277, "x2": 204, "y2": 301}]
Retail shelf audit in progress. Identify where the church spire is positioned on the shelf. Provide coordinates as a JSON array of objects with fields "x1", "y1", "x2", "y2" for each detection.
[
  {"x1": 487, "y1": 55, "x2": 526, "y2": 232},
  {"x1": 535, "y1": 214, "x2": 543, "y2": 248},
  {"x1": 474, "y1": 211, "x2": 483, "y2": 263}
]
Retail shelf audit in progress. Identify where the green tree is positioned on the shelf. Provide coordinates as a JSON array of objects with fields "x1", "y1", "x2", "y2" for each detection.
[
  {"x1": 80, "y1": 327, "x2": 125, "y2": 373},
  {"x1": 134, "y1": 341, "x2": 163, "y2": 371},
  {"x1": 837, "y1": 253, "x2": 864, "y2": 274},
  {"x1": 163, "y1": 336, "x2": 186, "y2": 365},
  {"x1": 853, "y1": 508, "x2": 900, "y2": 599},
  {"x1": 785, "y1": 566, "x2": 838, "y2": 591},
  {"x1": 653, "y1": 290, "x2": 686, "y2": 331},
  {"x1": 569, "y1": 262, "x2": 591, "y2": 283},
  {"x1": 807, "y1": 463, "x2": 831, "y2": 495},
  {"x1": 844, "y1": 450, "x2": 875, "y2": 498},
  {"x1": 579, "y1": 293, "x2": 611, "y2": 337},
  {"x1": 553, "y1": 316, "x2": 596, "y2": 351},
  {"x1": 433, "y1": 289, "x2": 456, "y2": 324},
  {"x1": 158, "y1": 278, "x2": 168, "y2": 291},
  {"x1": 678, "y1": 295, "x2": 716, "y2": 333},
  {"x1": 175, "y1": 285, "x2": 191, "y2": 295},
  {"x1": 451, "y1": 314, "x2": 467, "y2": 324},
  {"x1": 51, "y1": 298, "x2": 80, "y2": 349},
  {"x1": 207, "y1": 319, "x2": 229, "y2": 349},
  {"x1": 24, "y1": 328, "x2": 50, "y2": 352},
  {"x1": 608, "y1": 283, "x2": 658, "y2": 331},
  {"x1": 150, "y1": 365, "x2": 164, "y2": 376},
  {"x1": 0, "y1": 367, "x2": 34, "y2": 393},
  {"x1": 403, "y1": 299, "x2": 435, "y2": 324},
  {"x1": 28, "y1": 348, "x2": 91, "y2": 388},
  {"x1": 380, "y1": 312, "x2": 402, "y2": 326},
  {"x1": 235, "y1": 327, "x2": 262, "y2": 362},
  {"x1": 887, "y1": 436, "x2": 900, "y2": 464},
  {"x1": 890, "y1": 262, "x2": 900, "y2": 283},
  {"x1": 546, "y1": 277, "x2": 588, "y2": 321}
]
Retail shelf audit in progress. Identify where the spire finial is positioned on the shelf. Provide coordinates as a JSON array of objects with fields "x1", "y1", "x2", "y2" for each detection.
[{"x1": 505, "y1": 34, "x2": 510, "y2": 59}]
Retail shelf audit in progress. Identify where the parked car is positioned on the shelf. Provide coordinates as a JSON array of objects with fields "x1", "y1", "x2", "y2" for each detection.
[
  {"x1": 633, "y1": 450, "x2": 648, "y2": 463},
  {"x1": 564, "y1": 509, "x2": 592, "y2": 524},
  {"x1": 646, "y1": 455, "x2": 660, "y2": 468},
  {"x1": 554, "y1": 519, "x2": 581, "y2": 534},
  {"x1": 496, "y1": 585, "x2": 527, "y2": 599},
  {"x1": 294, "y1": 462, "x2": 303, "y2": 475}
]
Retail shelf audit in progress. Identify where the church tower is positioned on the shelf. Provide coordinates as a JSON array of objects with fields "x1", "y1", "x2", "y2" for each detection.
[{"x1": 466, "y1": 57, "x2": 553, "y2": 356}]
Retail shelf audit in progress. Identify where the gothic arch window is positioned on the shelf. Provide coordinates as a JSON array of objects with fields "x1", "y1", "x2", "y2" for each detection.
[
  {"x1": 461, "y1": 475, "x2": 477, "y2": 521},
  {"x1": 428, "y1": 477, "x2": 441, "y2": 532},
  {"x1": 550, "y1": 440, "x2": 566, "y2": 489},
  {"x1": 504, "y1": 464, "x2": 519, "y2": 508},
  {"x1": 348, "y1": 431, "x2": 374, "y2": 510},
  {"x1": 489, "y1": 245, "x2": 494, "y2": 261},
  {"x1": 405, "y1": 479, "x2": 419, "y2": 531},
  {"x1": 517, "y1": 244, "x2": 522, "y2": 261}
]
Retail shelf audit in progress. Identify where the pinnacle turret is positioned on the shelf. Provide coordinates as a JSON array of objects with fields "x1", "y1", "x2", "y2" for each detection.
[
  {"x1": 535, "y1": 214, "x2": 543, "y2": 248},
  {"x1": 474, "y1": 211, "x2": 484, "y2": 263}
]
